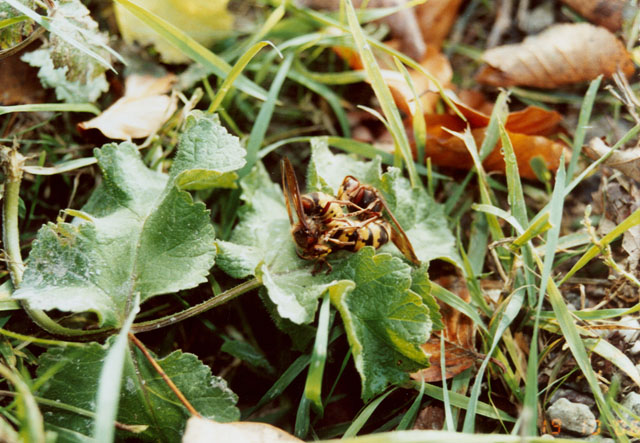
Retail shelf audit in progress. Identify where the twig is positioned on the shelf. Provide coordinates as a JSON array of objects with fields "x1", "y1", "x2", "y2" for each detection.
[
  {"x1": 487, "y1": 0, "x2": 513, "y2": 48},
  {"x1": 128, "y1": 333, "x2": 201, "y2": 418},
  {"x1": 130, "y1": 278, "x2": 261, "y2": 334}
]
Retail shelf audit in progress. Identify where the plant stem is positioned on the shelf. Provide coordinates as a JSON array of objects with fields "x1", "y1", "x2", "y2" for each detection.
[
  {"x1": 1, "y1": 147, "x2": 97, "y2": 337},
  {"x1": 130, "y1": 278, "x2": 262, "y2": 334},
  {"x1": 2, "y1": 147, "x2": 25, "y2": 287},
  {"x1": 129, "y1": 333, "x2": 201, "y2": 418}
]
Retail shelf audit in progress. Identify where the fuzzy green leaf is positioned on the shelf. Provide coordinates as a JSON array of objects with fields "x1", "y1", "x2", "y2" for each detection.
[
  {"x1": 218, "y1": 143, "x2": 450, "y2": 398},
  {"x1": 36, "y1": 342, "x2": 239, "y2": 442},
  {"x1": 332, "y1": 248, "x2": 431, "y2": 401},
  {"x1": 171, "y1": 111, "x2": 246, "y2": 190},
  {"x1": 14, "y1": 113, "x2": 243, "y2": 327},
  {"x1": 217, "y1": 163, "x2": 353, "y2": 324},
  {"x1": 20, "y1": 0, "x2": 111, "y2": 102}
]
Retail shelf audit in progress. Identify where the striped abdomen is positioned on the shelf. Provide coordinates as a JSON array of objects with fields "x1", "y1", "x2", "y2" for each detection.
[{"x1": 332, "y1": 221, "x2": 390, "y2": 252}]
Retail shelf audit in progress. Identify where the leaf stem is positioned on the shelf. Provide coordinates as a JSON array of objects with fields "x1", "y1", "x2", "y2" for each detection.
[
  {"x1": 130, "y1": 278, "x2": 261, "y2": 334},
  {"x1": 128, "y1": 333, "x2": 201, "y2": 418},
  {"x1": 1, "y1": 146, "x2": 100, "y2": 337},
  {"x1": 2, "y1": 147, "x2": 26, "y2": 287}
]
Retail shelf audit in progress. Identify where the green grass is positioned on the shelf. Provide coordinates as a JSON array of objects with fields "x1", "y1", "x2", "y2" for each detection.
[{"x1": 2, "y1": 0, "x2": 640, "y2": 441}]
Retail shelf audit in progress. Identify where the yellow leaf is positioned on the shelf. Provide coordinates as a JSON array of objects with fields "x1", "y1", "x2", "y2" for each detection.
[{"x1": 114, "y1": 0, "x2": 233, "y2": 64}]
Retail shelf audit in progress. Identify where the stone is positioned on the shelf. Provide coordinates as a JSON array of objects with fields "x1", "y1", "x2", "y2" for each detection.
[{"x1": 546, "y1": 397, "x2": 597, "y2": 435}]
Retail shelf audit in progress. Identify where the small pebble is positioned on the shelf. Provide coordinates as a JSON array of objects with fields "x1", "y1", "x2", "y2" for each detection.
[
  {"x1": 622, "y1": 392, "x2": 640, "y2": 416},
  {"x1": 546, "y1": 398, "x2": 597, "y2": 435}
]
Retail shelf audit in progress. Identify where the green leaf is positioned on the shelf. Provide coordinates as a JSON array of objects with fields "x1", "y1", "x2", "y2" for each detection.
[
  {"x1": 220, "y1": 339, "x2": 273, "y2": 373},
  {"x1": 20, "y1": 0, "x2": 112, "y2": 103},
  {"x1": 410, "y1": 264, "x2": 443, "y2": 331},
  {"x1": 92, "y1": 295, "x2": 140, "y2": 442},
  {"x1": 171, "y1": 111, "x2": 246, "y2": 190},
  {"x1": 218, "y1": 145, "x2": 448, "y2": 398},
  {"x1": 332, "y1": 249, "x2": 431, "y2": 401},
  {"x1": 14, "y1": 114, "x2": 243, "y2": 328},
  {"x1": 36, "y1": 342, "x2": 239, "y2": 442},
  {"x1": 217, "y1": 163, "x2": 353, "y2": 324}
]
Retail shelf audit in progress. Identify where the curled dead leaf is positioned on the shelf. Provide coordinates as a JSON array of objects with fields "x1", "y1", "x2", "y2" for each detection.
[
  {"x1": 584, "y1": 137, "x2": 640, "y2": 182},
  {"x1": 476, "y1": 23, "x2": 635, "y2": 88},
  {"x1": 423, "y1": 127, "x2": 565, "y2": 180},
  {"x1": 182, "y1": 417, "x2": 303, "y2": 443},
  {"x1": 78, "y1": 74, "x2": 177, "y2": 140},
  {"x1": 420, "y1": 96, "x2": 565, "y2": 179},
  {"x1": 560, "y1": 0, "x2": 637, "y2": 32},
  {"x1": 411, "y1": 276, "x2": 477, "y2": 382}
]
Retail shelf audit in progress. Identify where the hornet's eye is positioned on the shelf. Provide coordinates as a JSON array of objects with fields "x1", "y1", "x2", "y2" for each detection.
[{"x1": 293, "y1": 228, "x2": 313, "y2": 248}]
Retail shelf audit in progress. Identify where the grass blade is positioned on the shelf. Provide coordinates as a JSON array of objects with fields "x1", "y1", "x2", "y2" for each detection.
[
  {"x1": 304, "y1": 293, "x2": 331, "y2": 414},
  {"x1": 430, "y1": 282, "x2": 487, "y2": 332},
  {"x1": 0, "y1": 103, "x2": 100, "y2": 116},
  {"x1": 498, "y1": 122, "x2": 527, "y2": 227},
  {"x1": 543, "y1": 274, "x2": 623, "y2": 438},
  {"x1": 343, "y1": 0, "x2": 419, "y2": 187},
  {"x1": 335, "y1": 429, "x2": 579, "y2": 443},
  {"x1": 208, "y1": 41, "x2": 274, "y2": 113},
  {"x1": 239, "y1": 52, "x2": 293, "y2": 177},
  {"x1": 295, "y1": 393, "x2": 312, "y2": 438},
  {"x1": 440, "y1": 335, "x2": 455, "y2": 431},
  {"x1": 586, "y1": 338, "x2": 640, "y2": 388},
  {"x1": 287, "y1": 70, "x2": 351, "y2": 136},
  {"x1": 343, "y1": 389, "x2": 396, "y2": 438},
  {"x1": 0, "y1": 365, "x2": 45, "y2": 442},
  {"x1": 414, "y1": 382, "x2": 516, "y2": 422},
  {"x1": 93, "y1": 295, "x2": 140, "y2": 442},
  {"x1": 242, "y1": 354, "x2": 310, "y2": 419},
  {"x1": 397, "y1": 377, "x2": 424, "y2": 431},
  {"x1": 462, "y1": 287, "x2": 525, "y2": 433},
  {"x1": 113, "y1": 0, "x2": 267, "y2": 101},
  {"x1": 560, "y1": 207, "x2": 640, "y2": 284},
  {"x1": 522, "y1": 157, "x2": 566, "y2": 436},
  {"x1": 566, "y1": 76, "x2": 602, "y2": 181}
]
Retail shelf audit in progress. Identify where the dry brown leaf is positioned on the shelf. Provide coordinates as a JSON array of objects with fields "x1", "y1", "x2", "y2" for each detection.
[
  {"x1": 476, "y1": 23, "x2": 635, "y2": 88},
  {"x1": 0, "y1": 54, "x2": 46, "y2": 105},
  {"x1": 415, "y1": 0, "x2": 463, "y2": 48},
  {"x1": 182, "y1": 417, "x2": 303, "y2": 443},
  {"x1": 411, "y1": 276, "x2": 477, "y2": 382},
  {"x1": 421, "y1": 127, "x2": 563, "y2": 180},
  {"x1": 590, "y1": 178, "x2": 640, "y2": 274},
  {"x1": 560, "y1": 0, "x2": 637, "y2": 32},
  {"x1": 418, "y1": 98, "x2": 565, "y2": 179},
  {"x1": 584, "y1": 137, "x2": 640, "y2": 182},
  {"x1": 413, "y1": 404, "x2": 445, "y2": 430},
  {"x1": 78, "y1": 73, "x2": 178, "y2": 140}
]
